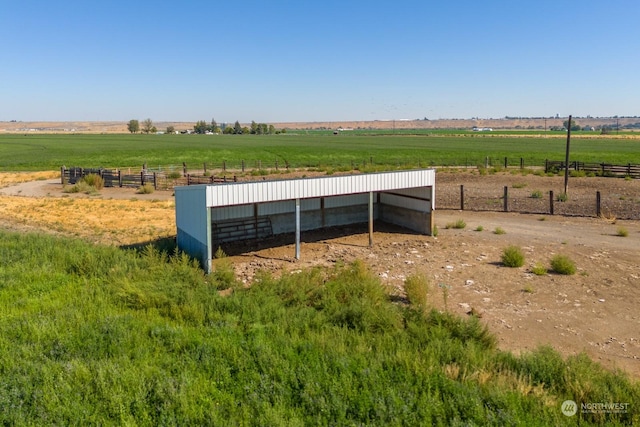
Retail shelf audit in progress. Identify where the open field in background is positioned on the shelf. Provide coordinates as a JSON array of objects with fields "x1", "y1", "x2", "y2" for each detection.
[{"x1": 1, "y1": 132, "x2": 640, "y2": 171}]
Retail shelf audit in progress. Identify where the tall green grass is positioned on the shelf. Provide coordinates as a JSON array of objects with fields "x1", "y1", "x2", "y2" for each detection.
[
  {"x1": 1, "y1": 133, "x2": 639, "y2": 171},
  {"x1": 0, "y1": 231, "x2": 637, "y2": 425}
]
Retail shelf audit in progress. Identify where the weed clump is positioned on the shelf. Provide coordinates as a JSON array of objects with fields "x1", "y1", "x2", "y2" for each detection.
[
  {"x1": 404, "y1": 274, "x2": 429, "y2": 312},
  {"x1": 445, "y1": 219, "x2": 466, "y2": 229},
  {"x1": 550, "y1": 254, "x2": 576, "y2": 275},
  {"x1": 136, "y1": 183, "x2": 155, "y2": 194},
  {"x1": 530, "y1": 262, "x2": 547, "y2": 276},
  {"x1": 501, "y1": 245, "x2": 525, "y2": 268},
  {"x1": 82, "y1": 173, "x2": 104, "y2": 190}
]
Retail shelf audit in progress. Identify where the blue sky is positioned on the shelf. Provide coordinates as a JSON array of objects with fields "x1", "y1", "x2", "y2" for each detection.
[{"x1": 1, "y1": 0, "x2": 638, "y2": 123}]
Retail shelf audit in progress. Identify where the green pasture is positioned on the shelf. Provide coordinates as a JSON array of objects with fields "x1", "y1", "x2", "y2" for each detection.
[{"x1": 0, "y1": 133, "x2": 639, "y2": 171}]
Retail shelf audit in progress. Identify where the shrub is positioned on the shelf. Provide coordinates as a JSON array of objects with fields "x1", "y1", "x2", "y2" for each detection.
[
  {"x1": 82, "y1": 173, "x2": 104, "y2": 190},
  {"x1": 512, "y1": 182, "x2": 527, "y2": 189},
  {"x1": 136, "y1": 183, "x2": 155, "y2": 194},
  {"x1": 550, "y1": 254, "x2": 576, "y2": 275},
  {"x1": 167, "y1": 171, "x2": 182, "y2": 180},
  {"x1": 404, "y1": 274, "x2": 429, "y2": 312},
  {"x1": 501, "y1": 245, "x2": 525, "y2": 268},
  {"x1": 475, "y1": 225, "x2": 484, "y2": 232},
  {"x1": 432, "y1": 224, "x2": 439, "y2": 237},
  {"x1": 530, "y1": 262, "x2": 547, "y2": 276},
  {"x1": 616, "y1": 227, "x2": 629, "y2": 237},
  {"x1": 493, "y1": 227, "x2": 506, "y2": 235},
  {"x1": 445, "y1": 219, "x2": 466, "y2": 229},
  {"x1": 556, "y1": 192, "x2": 568, "y2": 202},
  {"x1": 530, "y1": 190, "x2": 543, "y2": 199},
  {"x1": 569, "y1": 170, "x2": 586, "y2": 178}
]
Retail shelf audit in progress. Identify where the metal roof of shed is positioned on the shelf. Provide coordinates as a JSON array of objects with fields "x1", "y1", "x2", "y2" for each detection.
[{"x1": 192, "y1": 169, "x2": 435, "y2": 207}]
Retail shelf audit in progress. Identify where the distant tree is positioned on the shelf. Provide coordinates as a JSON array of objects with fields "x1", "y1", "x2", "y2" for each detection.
[
  {"x1": 127, "y1": 119, "x2": 139, "y2": 133},
  {"x1": 242, "y1": 126, "x2": 250, "y2": 134},
  {"x1": 210, "y1": 118, "x2": 220, "y2": 133},
  {"x1": 194, "y1": 120, "x2": 208, "y2": 134},
  {"x1": 268, "y1": 124, "x2": 276, "y2": 134},
  {"x1": 166, "y1": 125, "x2": 175, "y2": 134},
  {"x1": 141, "y1": 118, "x2": 154, "y2": 134},
  {"x1": 260, "y1": 123, "x2": 268, "y2": 135},
  {"x1": 223, "y1": 126, "x2": 234, "y2": 134},
  {"x1": 250, "y1": 121, "x2": 258, "y2": 134},
  {"x1": 150, "y1": 126, "x2": 157, "y2": 134},
  {"x1": 563, "y1": 119, "x2": 581, "y2": 131},
  {"x1": 233, "y1": 121, "x2": 242, "y2": 134}
]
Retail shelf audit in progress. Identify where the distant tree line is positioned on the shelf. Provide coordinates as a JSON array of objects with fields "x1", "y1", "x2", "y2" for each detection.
[{"x1": 127, "y1": 118, "x2": 286, "y2": 135}]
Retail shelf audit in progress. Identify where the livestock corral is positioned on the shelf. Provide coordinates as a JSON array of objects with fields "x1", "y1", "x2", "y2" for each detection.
[{"x1": 1, "y1": 169, "x2": 639, "y2": 379}]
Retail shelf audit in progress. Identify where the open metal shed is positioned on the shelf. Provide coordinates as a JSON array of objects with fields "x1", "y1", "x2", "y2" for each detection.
[{"x1": 175, "y1": 169, "x2": 435, "y2": 273}]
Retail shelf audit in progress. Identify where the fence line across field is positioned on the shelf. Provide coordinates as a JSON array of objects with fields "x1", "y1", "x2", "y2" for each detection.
[{"x1": 440, "y1": 184, "x2": 639, "y2": 220}]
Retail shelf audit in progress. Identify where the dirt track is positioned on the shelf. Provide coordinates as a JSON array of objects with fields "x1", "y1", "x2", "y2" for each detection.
[{"x1": 1, "y1": 172, "x2": 639, "y2": 378}]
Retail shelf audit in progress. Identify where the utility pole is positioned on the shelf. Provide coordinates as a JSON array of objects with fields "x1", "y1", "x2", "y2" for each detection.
[{"x1": 563, "y1": 115, "x2": 572, "y2": 196}]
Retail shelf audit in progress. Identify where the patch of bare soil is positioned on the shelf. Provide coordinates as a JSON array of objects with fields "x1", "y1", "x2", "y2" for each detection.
[{"x1": 1, "y1": 171, "x2": 639, "y2": 379}]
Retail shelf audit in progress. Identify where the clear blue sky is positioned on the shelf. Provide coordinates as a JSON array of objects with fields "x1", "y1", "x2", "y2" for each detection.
[{"x1": 2, "y1": 0, "x2": 638, "y2": 123}]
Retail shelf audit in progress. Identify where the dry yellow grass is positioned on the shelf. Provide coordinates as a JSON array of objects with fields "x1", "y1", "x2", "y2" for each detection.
[
  {"x1": 0, "y1": 172, "x2": 176, "y2": 246},
  {"x1": 0, "y1": 171, "x2": 59, "y2": 187},
  {"x1": 0, "y1": 195, "x2": 175, "y2": 246}
]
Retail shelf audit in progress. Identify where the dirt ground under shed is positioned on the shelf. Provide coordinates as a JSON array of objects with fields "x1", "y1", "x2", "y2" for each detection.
[{"x1": 0, "y1": 171, "x2": 639, "y2": 379}]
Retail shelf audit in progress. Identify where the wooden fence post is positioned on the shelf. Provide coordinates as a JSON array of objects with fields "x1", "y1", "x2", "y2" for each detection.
[
  {"x1": 203, "y1": 163, "x2": 207, "y2": 175},
  {"x1": 503, "y1": 186, "x2": 508, "y2": 212},
  {"x1": 460, "y1": 185, "x2": 464, "y2": 210},
  {"x1": 520, "y1": 157, "x2": 524, "y2": 169},
  {"x1": 596, "y1": 191, "x2": 601, "y2": 218},
  {"x1": 275, "y1": 160, "x2": 278, "y2": 171},
  {"x1": 140, "y1": 171, "x2": 145, "y2": 186},
  {"x1": 153, "y1": 172, "x2": 157, "y2": 190},
  {"x1": 545, "y1": 159, "x2": 548, "y2": 173},
  {"x1": 549, "y1": 190, "x2": 554, "y2": 215},
  {"x1": 61, "y1": 166, "x2": 66, "y2": 185},
  {"x1": 504, "y1": 157, "x2": 508, "y2": 169},
  {"x1": 223, "y1": 160, "x2": 227, "y2": 172},
  {"x1": 182, "y1": 162, "x2": 187, "y2": 177},
  {"x1": 118, "y1": 170, "x2": 122, "y2": 187},
  {"x1": 242, "y1": 160, "x2": 245, "y2": 172},
  {"x1": 187, "y1": 174, "x2": 191, "y2": 185}
]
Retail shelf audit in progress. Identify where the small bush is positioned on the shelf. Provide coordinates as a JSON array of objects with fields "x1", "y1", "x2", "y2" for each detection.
[
  {"x1": 512, "y1": 182, "x2": 527, "y2": 189},
  {"x1": 432, "y1": 225, "x2": 439, "y2": 237},
  {"x1": 493, "y1": 227, "x2": 506, "y2": 235},
  {"x1": 530, "y1": 190, "x2": 543, "y2": 199},
  {"x1": 445, "y1": 219, "x2": 466, "y2": 229},
  {"x1": 167, "y1": 171, "x2": 182, "y2": 180},
  {"x1": 530, "y1": 262, "x2": 547, "y2": 276},
  {"x1": 616, "y1": 227, "x2": 629, "y2": 237},
  {"x1": 550, "y1": 254, "x2": 576, "y2": 275},
  {"x1": 136, "y1": 183, "x2": 155, "y2": 194},
  {"x1": 569, "y1": 170, "x2": 586, "y2": 178},
  {"x1": 82, "y1": 174, "x2": 104, "y2": 190},
  {"x1": 475, "y1": 225, "x2": 484, "y2": 232},
  {"x1": 404, "y1": 274, "x2": 429, "y2": 312},
  {"x1": 501, "y1": 245, "x2": 525, "y2": 268},
  {"x1": 556, "y1": 192, "x2": 568, "y2": 202}
]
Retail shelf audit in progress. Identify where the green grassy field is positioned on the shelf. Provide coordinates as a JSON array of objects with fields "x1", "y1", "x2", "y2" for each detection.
[
  {"x1": 0, "y1": 230, "x2": 637, "y2": 425},
  {"x1": 1, "y1": 132, "x2": 639, "y2": 171}
]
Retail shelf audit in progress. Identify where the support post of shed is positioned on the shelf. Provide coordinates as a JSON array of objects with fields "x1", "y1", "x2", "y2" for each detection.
[
  {"x1": 368, "y1": 191, "x2": 374, "y2": 247},
  {"x1": 295, "y1": 198, "x2": 301, "y2": 260}
]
